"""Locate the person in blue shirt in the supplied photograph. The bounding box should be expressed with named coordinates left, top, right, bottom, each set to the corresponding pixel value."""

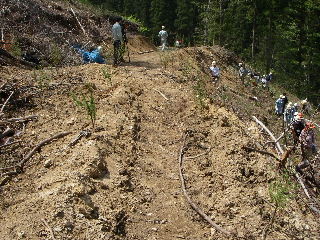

left=73, top=45, right=105, bottom=64
left=275, top=95, right=285, bottom=115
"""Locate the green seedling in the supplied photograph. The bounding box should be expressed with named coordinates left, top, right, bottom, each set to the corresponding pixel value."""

left=263, top=173, right=296, bottom=240
left=72, top=89, right=97, bottom=129
left=32, top=70, right=52, bottom=89
left=193, top=78, right=207, bottom=109
left=101, top=68, right=112, bottom=85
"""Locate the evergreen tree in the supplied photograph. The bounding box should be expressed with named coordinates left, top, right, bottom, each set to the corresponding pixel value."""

left=175, top=0, right=196, bottom=44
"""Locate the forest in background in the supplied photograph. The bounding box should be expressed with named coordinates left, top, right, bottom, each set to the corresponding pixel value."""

left=80, top=0, right=319, bottom=103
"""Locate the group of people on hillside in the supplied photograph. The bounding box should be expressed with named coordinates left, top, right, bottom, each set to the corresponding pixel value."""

left=74, top=17, right=128, bottom=66
left=238, top=63, right=273, bottom=88
left=74, top=19, right=171, bottom=66
left=208, top=61, right=274, bottom=90
left=274, top=94, right=318, bottom=175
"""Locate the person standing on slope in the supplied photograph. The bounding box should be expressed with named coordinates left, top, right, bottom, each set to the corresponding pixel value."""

left=275, top=95, right=285, bottom=116
left=290, top=112, right=305, bottom=144
left=158, top=26, right=168, bottom=51
left=119, top=20, right=128, bottom=63
left=112, top=17, right=123, bottom=66
left=296, top=121, right=317, bottom=174
left=209, top=60, right=220, bottom=87
left=238, top=62, right=247, bottom=84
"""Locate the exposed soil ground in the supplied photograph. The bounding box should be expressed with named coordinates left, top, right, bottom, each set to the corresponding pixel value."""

left=0, top=1, right=320, bottom=239
left=0, top=35, right=320, bottom=240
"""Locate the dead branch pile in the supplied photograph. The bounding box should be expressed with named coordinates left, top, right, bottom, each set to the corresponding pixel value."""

left=0, top=0, right=138, bottom=67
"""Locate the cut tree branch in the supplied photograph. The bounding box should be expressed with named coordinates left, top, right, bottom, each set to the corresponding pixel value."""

left=154, top=89, right=169, bottom=101
left=252, top=116, right=284, bottom=155
left=41, top=219, right=56, bottom=240
left=20, top=131, right=71, bottom=168
left=242, top=146, right=280, bottom=161
left=0, top=91, right=14, bottom=112
left=178, top=133, right=232, bottom=236
left=0, top=115, right=38, bottom=125
left=70, top=8, right=86, bottom=36
left=253, top=116, right=320, bottom=215
left=185, top=147, right=211, bottom=160
left=0, top=140, right=22, bottom=149
left=0, top=132, right=71, bottom=178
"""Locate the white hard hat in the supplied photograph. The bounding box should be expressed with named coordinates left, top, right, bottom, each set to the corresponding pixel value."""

left=97, top=46, right=102, bottom=51
left=212, top=61, right=216, bottom=65
left=162, top=26, right=165, bottom=29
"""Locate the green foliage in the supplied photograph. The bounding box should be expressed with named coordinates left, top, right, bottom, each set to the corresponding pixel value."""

left=32, top=70, right=52, bottom=89
left=71, top=0, right=320, bottom=103
left=125, top=15, right=149, bottom=34
left=50, top=44, right=63, bottom=65
left=193, top=77, right=207, bottom=109
left=101, top=68, right=112, bottom=85
left=269, top=173, right=296, bottom=208
left=72, top=86, right=97, bottom=129
left=10, top=39, right=22, bottom=57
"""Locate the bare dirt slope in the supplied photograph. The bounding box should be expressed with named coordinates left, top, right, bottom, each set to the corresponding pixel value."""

left=0, top=37, right=319, bottom=240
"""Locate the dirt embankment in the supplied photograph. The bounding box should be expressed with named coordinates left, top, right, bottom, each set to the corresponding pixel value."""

left=0, top=0, right=140, bottom=67
left=0, top=35, right=319, bottom=240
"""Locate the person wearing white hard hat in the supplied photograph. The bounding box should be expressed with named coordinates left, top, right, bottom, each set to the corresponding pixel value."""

left=301, top=98, right=310, bottom=115
left=209, top=60, right=220, bottom=86
left=158, top=26, right=168, bottom=51
left=284, top=102, right=294, bottom=124
left=238, top=62, right=247, bottom=84
left=290, top=112, right=305, bottom=144
left=275, top=95, right=285, bottom=116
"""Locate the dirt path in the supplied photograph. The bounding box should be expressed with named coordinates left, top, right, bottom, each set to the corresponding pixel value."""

left=112, top=50, right=214, bottom=239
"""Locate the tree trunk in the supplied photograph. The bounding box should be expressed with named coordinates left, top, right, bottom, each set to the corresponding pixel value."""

left=251, top=1, right=256, bottom=59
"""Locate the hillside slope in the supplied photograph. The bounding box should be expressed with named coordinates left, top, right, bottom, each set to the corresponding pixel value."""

left=0, top=37, right=319, bottom=240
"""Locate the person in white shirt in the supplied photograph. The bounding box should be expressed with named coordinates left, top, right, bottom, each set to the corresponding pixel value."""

left=112, top=17, right=123, bottom=66
left=158, top=26, right=168, bottom=51
left=209, top=60, right=220, bottom=85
